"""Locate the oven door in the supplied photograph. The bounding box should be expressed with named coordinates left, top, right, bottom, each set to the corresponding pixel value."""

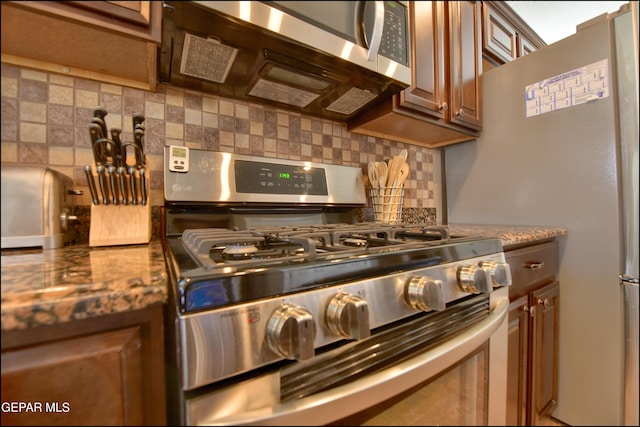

left=188, top=289, right=509, bottom=426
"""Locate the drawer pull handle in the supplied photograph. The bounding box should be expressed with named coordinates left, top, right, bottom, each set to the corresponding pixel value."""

left=524, top=261, right=544, bottom=270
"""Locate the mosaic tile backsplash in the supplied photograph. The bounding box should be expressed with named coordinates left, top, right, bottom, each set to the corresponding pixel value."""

left=1, top=63, right=440, bottom=241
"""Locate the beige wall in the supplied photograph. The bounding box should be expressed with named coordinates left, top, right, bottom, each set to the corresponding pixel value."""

left=1, top=63, right=441, bottom=214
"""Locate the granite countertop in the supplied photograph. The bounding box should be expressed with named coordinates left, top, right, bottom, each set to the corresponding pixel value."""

left=448, top=223, right=567, bottom=248
left=1, top=240, right=168, bottom=332
left=1, top=224, right=567, bottom=333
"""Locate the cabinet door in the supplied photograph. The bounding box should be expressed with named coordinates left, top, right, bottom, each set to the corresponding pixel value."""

left=1, top=327, right=143, bottom=426
left=448, top=1, right=482, bottom=130
left=0, top=1, right=161, bottom=91
left=399, top=1, right=446, bottom=118
left=7, top=1, right=161, bottom=42
left=529, top=281, right=559, bottom=425
left=482, top=2, right=518, bottom=63
left=506, top=295, right=530, bottom=426
left=517, top=34, right=537, bottom=57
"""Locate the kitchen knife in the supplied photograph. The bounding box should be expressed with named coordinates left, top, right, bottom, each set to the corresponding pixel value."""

left=117, top=166, right=128, bottom=205
left=133, top=128, right=145, bottom=168
left=139, top=167, right=147, bottom=206
left=107, top=165, right=118, bottom=205
left=89, top=123, right=105, bottom=165
left=84, top=165, right=99, bottom=205
left=128, top=166, right=138, bottom=205
left=132, top=113, right=145, bottom=128
left=93, top=108, right=109, bottom=139
left=91, top=117, right=110, bottom=159
left=95, top=137, right=118, bottom=167
left=132, top=113, right=146, bottom=167
left=90, top=117, right=106, bottom=139
left=110, top=128, right=123, bottom=168
left=96, top=164, right=108, bottom=205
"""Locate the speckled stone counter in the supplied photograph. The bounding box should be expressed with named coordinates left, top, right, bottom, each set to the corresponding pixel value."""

left=448, top=223, right=567, bottom=248
left=1, top=240, right=167, bottom=332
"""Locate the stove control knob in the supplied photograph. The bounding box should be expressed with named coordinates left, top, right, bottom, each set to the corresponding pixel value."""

left=326, top=292, right=370, bottom=340
left=267, top=304, right=316, bottom=361
left=405, top=276, right=446, bottom=312
left=479, top=261, right=512, bottom=287
left=457, top=265, right=491, bottom=294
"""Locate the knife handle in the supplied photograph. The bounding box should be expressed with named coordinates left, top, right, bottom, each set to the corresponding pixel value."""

left=96, top=165, right=108, bottom=205
left=133, top=128, right=145, bottom=167
left=139, top=168, right=148, bottom=206
left=107, top=165, right=118, bottom=205
left=84, top=165, right=99, bottom=205
left=132, top=113, right=145, bottom=127
left=128, top=166, right=138, bottom=206
left=117, top=166, right=128, bottom=205
left=93, top=108, right=109, bottom=146
left=110, top=128, right=123, bottom=168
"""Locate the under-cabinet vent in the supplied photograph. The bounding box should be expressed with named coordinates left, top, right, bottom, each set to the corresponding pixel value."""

left=326, top=87, right=377, bottom=115
left=180, top=33, right=238, bottom=83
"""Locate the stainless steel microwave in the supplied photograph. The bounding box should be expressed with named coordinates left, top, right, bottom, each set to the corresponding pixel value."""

left=160, top=1, right=411, bottom=121
left=264, top=1, right=410, bottom=79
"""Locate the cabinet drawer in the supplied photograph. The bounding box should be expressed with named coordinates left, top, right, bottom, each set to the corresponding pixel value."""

left=505, top=241, right=559, bottom=300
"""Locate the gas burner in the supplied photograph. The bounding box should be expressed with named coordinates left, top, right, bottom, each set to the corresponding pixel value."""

left=221, top=244, right=259, bottom=260
left=342, top=238, right=368, bottom=247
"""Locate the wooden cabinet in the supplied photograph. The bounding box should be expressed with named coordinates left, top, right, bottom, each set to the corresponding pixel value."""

left=1, top=304, right=166, bottom=426
left=348, top=1, right=483, bottom=148
left=505, top=241, right=560, bottom=426
left=481, top=2, right=545, bottom=69
left=1, top=1, right=162, bottom=91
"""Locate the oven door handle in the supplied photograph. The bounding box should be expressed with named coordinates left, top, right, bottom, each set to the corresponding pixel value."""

left=199, top=296, right=510, bottom=426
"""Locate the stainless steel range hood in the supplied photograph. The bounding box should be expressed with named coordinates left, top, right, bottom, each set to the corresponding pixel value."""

left=159, top=1, right=409, bottom=122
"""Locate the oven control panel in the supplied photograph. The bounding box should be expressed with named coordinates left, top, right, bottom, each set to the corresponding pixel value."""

left=235, top=160, right=328, bottom=195
left=163, top=147, right=366, bottom=205
left=176, top=253, right=510, bottom=390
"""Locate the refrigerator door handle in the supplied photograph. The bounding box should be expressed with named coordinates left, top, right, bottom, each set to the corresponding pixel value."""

left=621, top=275, right=640, bottom=285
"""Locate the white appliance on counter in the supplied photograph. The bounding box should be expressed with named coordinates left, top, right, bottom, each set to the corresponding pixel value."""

left=444, top=3, right=638, bottom=426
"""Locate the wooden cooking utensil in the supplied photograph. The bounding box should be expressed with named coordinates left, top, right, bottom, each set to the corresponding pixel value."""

left=386, top=156, right=405, bottom=189
left=377, top=161, right=388, bottom=188
left=368, top=161, right=379, bottom=188
left=389, top=161, right=410, bottom=222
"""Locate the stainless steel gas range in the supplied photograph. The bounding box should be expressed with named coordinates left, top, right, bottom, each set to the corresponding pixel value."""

left=161, top=148, right=512, bottom=426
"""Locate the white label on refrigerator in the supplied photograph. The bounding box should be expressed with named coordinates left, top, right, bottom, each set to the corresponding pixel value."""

left=525, top=59, right=609, bottom=118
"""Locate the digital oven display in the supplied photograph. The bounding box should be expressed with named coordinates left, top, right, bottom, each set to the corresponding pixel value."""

left=234, top=160, right=328, bottom=195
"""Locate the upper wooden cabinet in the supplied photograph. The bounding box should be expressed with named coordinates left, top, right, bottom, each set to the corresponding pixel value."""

left=1, top=1, right=162, bottom=91
left=481, top=1, right=546, bottom=67
left=348, top=1, right=483, bottom=148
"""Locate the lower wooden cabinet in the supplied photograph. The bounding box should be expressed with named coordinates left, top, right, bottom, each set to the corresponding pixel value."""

left=505, top=241, right=560, bottom=426
left=1, top=304, right=166, bottom=426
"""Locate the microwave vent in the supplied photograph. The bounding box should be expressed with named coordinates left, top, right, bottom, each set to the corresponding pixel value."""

left=325, top=88, right=377, bottom=115
left=248, top=79, right=321, bottom=108
left=180, top=33, right=238, bottom=83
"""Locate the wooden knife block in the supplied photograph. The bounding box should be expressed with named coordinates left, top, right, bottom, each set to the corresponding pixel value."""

left=89, top=177, right=151, bottom=247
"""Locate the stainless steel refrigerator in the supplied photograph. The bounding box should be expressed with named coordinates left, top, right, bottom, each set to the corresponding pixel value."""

left=444, top=3, right=638, bottom=426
